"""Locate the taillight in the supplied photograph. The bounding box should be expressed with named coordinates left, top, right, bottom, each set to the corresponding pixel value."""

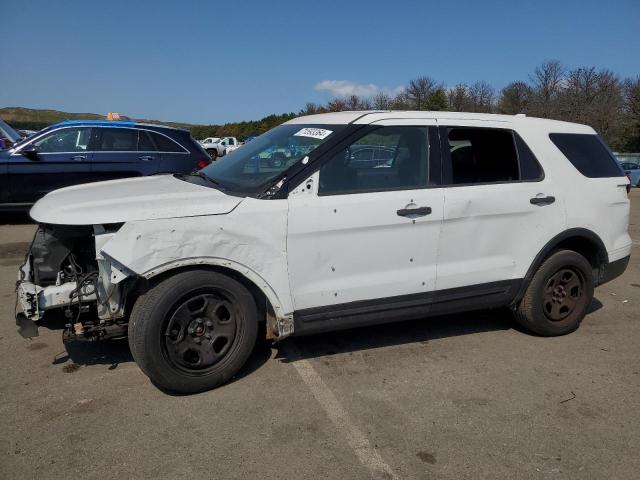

left=196, top=158, right=211, bottom=169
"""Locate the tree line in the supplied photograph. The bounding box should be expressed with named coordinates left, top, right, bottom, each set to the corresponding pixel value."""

left=193, top=61, right=639, bottom=152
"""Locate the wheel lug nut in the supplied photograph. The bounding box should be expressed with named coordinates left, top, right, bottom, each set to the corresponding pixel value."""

left=196, top=319, right=203, bottom=324
left=194, top=337, right=201, bottom=344
left=205, top=321, right=213, bottom=328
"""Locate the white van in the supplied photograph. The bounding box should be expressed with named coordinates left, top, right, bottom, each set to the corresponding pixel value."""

left=17, top=111, right=631, bottom=393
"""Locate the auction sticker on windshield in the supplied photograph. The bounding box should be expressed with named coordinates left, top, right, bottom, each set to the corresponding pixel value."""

left=294, top=128, right=333, bottom=140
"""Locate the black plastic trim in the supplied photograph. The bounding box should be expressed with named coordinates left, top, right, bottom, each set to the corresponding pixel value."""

left=512, top=228, right=609, bottom=305
left=292, top=279, right=521, bottom=336
left=599, top=255, right=630, bottom=286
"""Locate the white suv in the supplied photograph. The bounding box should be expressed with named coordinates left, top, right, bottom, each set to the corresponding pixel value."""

left=16, top=111, right=631, bottom=393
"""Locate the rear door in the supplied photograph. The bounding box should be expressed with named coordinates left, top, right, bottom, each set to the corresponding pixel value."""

left=8, top=126, right=93, bottom=204
left=145, top=129, right=193, bottom=173
left=435, top=120, right=566, bottom=294
left=90, top=127, right=159, bottom=181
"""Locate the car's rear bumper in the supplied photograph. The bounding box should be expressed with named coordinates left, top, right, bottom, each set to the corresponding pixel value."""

left=598, top=255, right=630, bottom=286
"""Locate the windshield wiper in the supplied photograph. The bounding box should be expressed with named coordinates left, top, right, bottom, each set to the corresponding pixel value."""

left=191, top=170, right=221, bottom=186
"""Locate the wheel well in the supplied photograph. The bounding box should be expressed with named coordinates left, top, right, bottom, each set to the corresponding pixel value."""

left=553, top=235, right=606, bottom=271
left=137, top=265, right=271, bottom=323
left=514, top=230, right=608, bottom=305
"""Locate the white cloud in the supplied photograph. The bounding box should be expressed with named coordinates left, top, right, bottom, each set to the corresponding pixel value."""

left=315, top=80, right=380, bottom=97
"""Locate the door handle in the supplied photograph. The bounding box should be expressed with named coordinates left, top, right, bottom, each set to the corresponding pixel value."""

left=70, top=155, right=87, bottom=161
left=530, top=196, right=555, bottom=206
left=397, top=206, right=432, bottom=217
left=139, top=155, right=155, bottom=162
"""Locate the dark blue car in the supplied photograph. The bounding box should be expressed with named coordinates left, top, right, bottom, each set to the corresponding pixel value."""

left=0, top=120, right=211, bottom=210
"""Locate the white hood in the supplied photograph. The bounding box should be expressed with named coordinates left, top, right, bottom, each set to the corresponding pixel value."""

left=30, top=175, right=244, bottom=225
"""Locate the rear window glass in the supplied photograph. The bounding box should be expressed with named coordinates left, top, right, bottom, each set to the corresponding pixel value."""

left=149, top=131, right=185, bottom=152
left=549, top=133, right=623, bottom=178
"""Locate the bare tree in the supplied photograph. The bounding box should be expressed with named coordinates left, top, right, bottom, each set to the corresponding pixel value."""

left=623, top=77, right=640, bottom=150
left=529, top=60, right=565, bottom=118
left=372, top=92, right=393, bottom=109
left=405, top=76, right=439, bottom=110
left=447, top=84, right=471, bottom=111
left=326, top=98, right=348, bottom=112
left=498, top=81, right=532, bottom=114
left=468, top=81, right=495, bottom=112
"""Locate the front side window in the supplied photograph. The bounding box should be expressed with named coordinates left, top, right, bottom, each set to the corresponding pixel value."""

left=33, top=127, right=92, bottom=153
left=445, top=128, right=520, bottom=184
left=319, top=126, right=429, bottom=195
left=200, top=124, right=345, bottom=193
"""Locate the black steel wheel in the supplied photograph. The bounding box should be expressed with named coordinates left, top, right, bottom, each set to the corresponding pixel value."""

left=207, top=149, right=218, bottom=160
left=164, top=293, right=238, bottom=373
left=128, top=270, right=258, bottom=393
left=515, top=250, right=594, bottom=336
left=542, top=267, right=587, bottom=321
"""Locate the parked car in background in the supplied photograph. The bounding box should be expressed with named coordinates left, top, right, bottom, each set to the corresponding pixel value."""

left=16, top=111, right=630, bottom=393
left=0, top=120, right=211, bottom=210
left=620, top=162, right=640, bottom=186
left=202, top=136, right=241, bottom=160
left=200, top=137, right=220, bottom=156
left=0, top=118, right=23, bottom=149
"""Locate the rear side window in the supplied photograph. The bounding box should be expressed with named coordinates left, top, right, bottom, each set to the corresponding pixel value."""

left=148, top=131, right=186, bottom=152
left=137, top=130, right=156, bottom=151
left=97, top=128, right=137, bottom=151
left=549, top=133, right=623, bottom=178
left=445, top=128, right=519, bottom=184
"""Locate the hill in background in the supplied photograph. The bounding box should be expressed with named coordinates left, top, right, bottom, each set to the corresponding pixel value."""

left=0, top=106, right=294, bottom=141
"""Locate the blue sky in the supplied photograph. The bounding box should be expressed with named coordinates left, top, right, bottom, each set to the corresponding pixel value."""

left=2, top=0, right=639, bottom=125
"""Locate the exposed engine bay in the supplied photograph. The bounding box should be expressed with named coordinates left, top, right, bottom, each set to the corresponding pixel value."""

left=16, top=223, right=132, bottom=342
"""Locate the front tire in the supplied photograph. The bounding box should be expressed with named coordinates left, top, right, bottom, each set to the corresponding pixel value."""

left=128, top=270, right=258, bottom=393
left=207, top=149, right=218, bottom=161
left=515, top=250, right=594, bottom=336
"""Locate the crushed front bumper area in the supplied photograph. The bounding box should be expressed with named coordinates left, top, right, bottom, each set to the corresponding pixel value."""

left=15, top=223, right=131, bottom=341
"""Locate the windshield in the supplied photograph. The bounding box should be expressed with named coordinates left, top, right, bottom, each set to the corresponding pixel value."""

left=200, top=124, right=344, bottom=193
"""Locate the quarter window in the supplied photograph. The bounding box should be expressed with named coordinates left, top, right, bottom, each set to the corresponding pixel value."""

left=318, top=126, right=429, bottom=195
left=33, top=127, right=92, bottom=153
left=549, top=133, right=623, bottom=178
left=149, top=131, right=185, bottom=152
left=445, top=128, right=520, bottom=184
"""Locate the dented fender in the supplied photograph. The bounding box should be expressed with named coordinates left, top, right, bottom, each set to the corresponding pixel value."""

left=99, top=198, right=294, bottom=326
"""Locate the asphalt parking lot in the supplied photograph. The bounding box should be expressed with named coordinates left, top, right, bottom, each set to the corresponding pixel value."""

left=1, top=192, right=639, bottom=480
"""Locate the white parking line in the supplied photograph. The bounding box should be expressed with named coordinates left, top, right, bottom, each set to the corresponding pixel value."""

left=289, top=350, right=399, bottom=480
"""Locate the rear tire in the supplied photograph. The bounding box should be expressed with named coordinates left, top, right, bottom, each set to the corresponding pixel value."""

left=207, top=149, right=218, bottom=161
left=128, top=270, right=258, bottom=393
left=515, top=250, right=594, bottom=336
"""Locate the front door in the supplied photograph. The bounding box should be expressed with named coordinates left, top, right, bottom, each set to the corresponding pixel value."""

left=287, top=122, right=444, bottom=318
left=8, top=126, right=93, bottom=204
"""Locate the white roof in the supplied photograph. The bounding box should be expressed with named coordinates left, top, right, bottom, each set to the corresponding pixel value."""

left=284, top=110, right=594, bottom=133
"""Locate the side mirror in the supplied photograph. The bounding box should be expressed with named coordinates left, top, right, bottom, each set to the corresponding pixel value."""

left=20, top=144, right=39, bottom=160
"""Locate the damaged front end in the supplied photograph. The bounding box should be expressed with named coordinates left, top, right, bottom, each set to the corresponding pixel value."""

left=16, top=223, right=134, bottom=342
